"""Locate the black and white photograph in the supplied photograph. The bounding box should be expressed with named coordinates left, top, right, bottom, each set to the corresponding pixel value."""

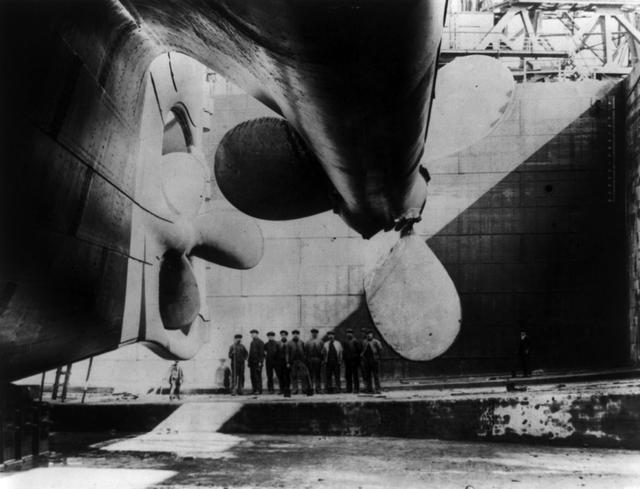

left=1, top=0, right=640, bottom=487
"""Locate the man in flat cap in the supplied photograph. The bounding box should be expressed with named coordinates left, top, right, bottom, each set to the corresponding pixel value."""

left=361, top=329, right=383, bottom=394
left=264, top=331, right=279, bottom=394
left=166, top=360, right=184, bottom=401
left=276, top=330, right=291, bottom=397
left=248, top=329, right=265, bottom=395
left=306, top=328, right=323, bottom=394
left=288, top=329, right=313, bottom=396
left=343, top=328, right=362, bottom=393
left=228, top=334, right=248, bottom=395
left=322, top=330, right=343, bottom=393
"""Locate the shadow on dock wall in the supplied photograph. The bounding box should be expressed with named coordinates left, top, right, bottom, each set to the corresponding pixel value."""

left=335, top=83, right=629, bottom=378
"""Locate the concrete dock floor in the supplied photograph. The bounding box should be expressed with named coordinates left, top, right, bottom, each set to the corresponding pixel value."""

left=1, top=433, right=640, bottom=488
left=5, top=374, right=639, bottom=487
left=51, top=377, right=640, bottom=450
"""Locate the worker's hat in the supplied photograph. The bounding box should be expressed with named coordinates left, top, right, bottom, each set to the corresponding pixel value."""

left=234, top=334, right=242, bottom=339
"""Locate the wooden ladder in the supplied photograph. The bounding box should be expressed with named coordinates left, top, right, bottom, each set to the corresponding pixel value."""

left=51, top=364, right=72, bottom=402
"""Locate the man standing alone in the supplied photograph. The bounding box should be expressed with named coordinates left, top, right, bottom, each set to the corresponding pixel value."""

left=343, top=328, right=362, bottom=393
left=361, top=330, right=383, bottom=394
left=264, top=331, right=279, bottom=394
left=248, top=329, right=265, bottom=394
left=517, top=331, right=532, bottom=377
left=166, top=360, right=184, bottom=401
left=228, top=334, right=248, bottom=395
left=322, top=330, right=343, bottom=393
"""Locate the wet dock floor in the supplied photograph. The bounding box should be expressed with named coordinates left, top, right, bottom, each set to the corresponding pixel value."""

left=2, top=432, right=639, bottom=489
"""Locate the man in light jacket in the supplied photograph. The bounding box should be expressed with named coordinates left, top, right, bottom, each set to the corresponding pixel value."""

left=361, top=329, right=383, bottom=394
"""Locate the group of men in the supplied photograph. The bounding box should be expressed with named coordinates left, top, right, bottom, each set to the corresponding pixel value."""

left=227, top=327, right=384, bottom=397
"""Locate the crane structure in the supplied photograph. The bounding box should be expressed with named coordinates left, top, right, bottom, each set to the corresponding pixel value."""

left=441, top=0, right=640, bottom=80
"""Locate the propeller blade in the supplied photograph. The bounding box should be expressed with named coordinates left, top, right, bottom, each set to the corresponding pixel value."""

left=364, top=232, right=461, bottom=361
left=190, top=210, right=264, bottom=269
left=159, top=251, right=201, bottom=331
left=425, top=55, right=515, bottom=162
left=214, top=117, right=333, bottom=220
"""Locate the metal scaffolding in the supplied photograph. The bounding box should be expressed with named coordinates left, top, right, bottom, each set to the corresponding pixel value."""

left=442, top=0, right=640, bottom=80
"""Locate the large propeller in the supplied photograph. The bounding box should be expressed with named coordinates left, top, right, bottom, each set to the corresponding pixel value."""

left=214, top=117, right=332, bottom=220
left=425, top=55, right=515, bottom=161
left=213, top=55, right=514, bottom=362
left=148, top=152, right=264, bottom=337
left=358, top=55, right=515, bottom=360
left=156, top=209, right=263, bottom=333
left=364, top=230, right=461, bottom=361
left=136, top=52, right=267, bottom=361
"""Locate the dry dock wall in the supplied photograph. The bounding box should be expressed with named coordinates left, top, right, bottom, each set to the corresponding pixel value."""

left=203, top=80, right=630, bottom=378
left=58, top=78, right=631, bottom=392
left=217, top=394, right=640, bottom=449
left=625, top=65, right=640, bottom=367
left=51, top=390, right=640, bottom=449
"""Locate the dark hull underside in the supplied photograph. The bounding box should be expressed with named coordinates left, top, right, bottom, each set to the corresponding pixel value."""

left=0, top=0, right=444, bottom=380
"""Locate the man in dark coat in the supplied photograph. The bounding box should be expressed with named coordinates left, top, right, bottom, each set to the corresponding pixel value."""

left=361, top=330, right=383, bottom=394
left=264, top=331, right=279, bottom=394
left=248, top=329, right=265, bottom=394
left=306, top=328, right=323, bottom=393
left=322, top=330, right=343, bottom=393
left=359, top=327, right=368, bottom=386
left=228, top=334, right=248, bottom=395
left=343, top=328, right=362, bottom=393
left=288, top=329, right=313, bottom=396
left=517, top=331, right=532, bottom=377
left=276, top=330, right=291, bottom=397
